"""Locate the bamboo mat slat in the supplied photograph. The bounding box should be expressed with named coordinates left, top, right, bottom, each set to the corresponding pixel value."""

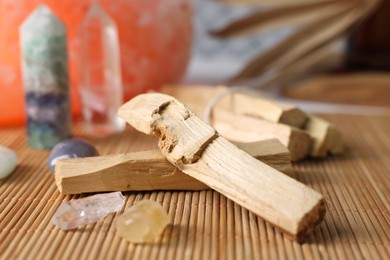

left=0, top=114, right=390, bottom=260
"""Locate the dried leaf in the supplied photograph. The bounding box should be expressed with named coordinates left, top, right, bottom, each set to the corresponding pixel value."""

left=231, top=1, right=354, bottom=80
left=256, top=43, right=340, bottom=89
left=236, top=5, right=377, bottom=89
left=211, top=0, right=339, bottom=38
left=214, top=0, right=331, bottom=8
left=214, top=0, right=382, bottom=88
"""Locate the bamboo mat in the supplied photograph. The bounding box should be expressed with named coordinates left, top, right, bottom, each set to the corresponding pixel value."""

left=0, top=114, right=390, bottom=260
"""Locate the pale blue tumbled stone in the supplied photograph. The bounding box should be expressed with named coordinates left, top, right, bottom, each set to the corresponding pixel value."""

left=0, top=146, right=18, bottom=179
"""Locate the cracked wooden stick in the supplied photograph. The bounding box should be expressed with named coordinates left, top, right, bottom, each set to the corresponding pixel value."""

left=118, top=93, right=326, bottom=242
left=55, top=139, right=292, bottom=194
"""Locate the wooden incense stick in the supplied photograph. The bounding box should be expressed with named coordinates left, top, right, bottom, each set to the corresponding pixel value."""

left=197, top=105, right=311, bottom=162
left=305, top=115, right=345, bottom=157
left=55, top=139, right=292, bottom=194
left=162, top=86, right=312, bottom=160
left=118, top=93, right=325, bottom=242
left=163, top=85, right=307, bottom=128
left=231, top=90, right=308, bottom=128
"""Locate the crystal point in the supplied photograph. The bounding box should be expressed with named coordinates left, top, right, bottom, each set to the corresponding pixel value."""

left=21, top=4, right=65, bottom=34
left=80, top=3, right=125, bottom=135
left=52, top=192, right=125, bottom=230
left=20, top=4, right=71, bottom=149
left=116, top=200, right=169, bottom=243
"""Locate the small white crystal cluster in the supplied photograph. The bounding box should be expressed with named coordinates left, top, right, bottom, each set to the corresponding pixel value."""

left=52, top=192, right=125, bottom=230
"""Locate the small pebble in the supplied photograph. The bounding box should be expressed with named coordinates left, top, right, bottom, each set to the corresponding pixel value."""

left=0, top=145, right=18, bottom=179
left=116, top=200, right=169, bottom=243
left=48, top=138, right=99, bottom=173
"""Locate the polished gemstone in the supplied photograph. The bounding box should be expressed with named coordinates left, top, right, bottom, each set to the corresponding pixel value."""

left=0, top=146, right=18, bottom=179
left=48, top=138, right=98, bottom=173
left=79, top=3, right=125, bottom=135
left=116, top=200, right=169, bottom=243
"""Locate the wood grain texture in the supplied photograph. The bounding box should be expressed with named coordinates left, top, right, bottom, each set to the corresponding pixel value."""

left=118, top=93, right=325, bottom=242
left=55, top=139, right=292, bottom=194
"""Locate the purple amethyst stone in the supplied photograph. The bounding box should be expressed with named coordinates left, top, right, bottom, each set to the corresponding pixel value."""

left=48, top=138, right=99, bottom=173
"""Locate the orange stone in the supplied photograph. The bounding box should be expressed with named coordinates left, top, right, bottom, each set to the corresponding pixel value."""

left=0, top=0, right=192, bottom=125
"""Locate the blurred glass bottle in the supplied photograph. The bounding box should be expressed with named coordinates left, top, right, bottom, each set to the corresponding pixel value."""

left=346, top=1, right=390, bottom=70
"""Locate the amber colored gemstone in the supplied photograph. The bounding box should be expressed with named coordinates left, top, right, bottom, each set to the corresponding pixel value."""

left=116, top=200, right=169, bottom=243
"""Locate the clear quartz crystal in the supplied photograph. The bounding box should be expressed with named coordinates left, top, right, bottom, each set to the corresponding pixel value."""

left=80, top=3, right=125, bottom=134
left=116, top=200, right=169, bottom=243
left=52, top=192, right=125, bottom=230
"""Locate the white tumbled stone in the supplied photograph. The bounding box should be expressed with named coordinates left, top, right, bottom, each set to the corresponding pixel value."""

left=0, top=146, right=18, bottom=179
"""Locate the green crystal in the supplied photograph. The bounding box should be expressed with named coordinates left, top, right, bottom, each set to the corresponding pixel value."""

left=20, top=5, right=71, bottom=149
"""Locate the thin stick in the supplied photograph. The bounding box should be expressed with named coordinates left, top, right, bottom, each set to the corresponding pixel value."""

left=55, top=139, right=292, bottom=194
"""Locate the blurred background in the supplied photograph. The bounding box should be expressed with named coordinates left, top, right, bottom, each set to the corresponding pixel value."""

left=1, top=0, right=389, bottom=127
left=185, top=0, right=295, bottom=83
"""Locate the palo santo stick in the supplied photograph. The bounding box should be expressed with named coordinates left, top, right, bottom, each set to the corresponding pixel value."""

left=236, top=139, right=292, bottom=174
left=215, top=118, right=310, bottom=161
left=55, top=150, right=208, bottom=194
left=161, top=85, right=227, bottom=105
left=118, top=93, right=325, bottom=242
left=305, top=115, right=344, bottom=157
left=162, top=85, right=307, bottom=128
left=205, top=107, right=311, bottom=161
left=55, top=139, right=292, bottom=194
left=231, top=90, right=307, bottom=128
left=162, top=86, right=312, bottom=160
